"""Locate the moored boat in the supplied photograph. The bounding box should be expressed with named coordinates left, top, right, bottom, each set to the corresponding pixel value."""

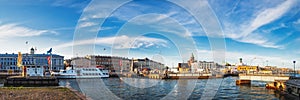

left=285, top=79, right=300, bottom=97
left=51, top=67, right=109, bottom=79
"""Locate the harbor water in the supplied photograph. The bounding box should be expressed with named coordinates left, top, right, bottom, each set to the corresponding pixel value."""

left=58, top=77, right=293, bottom=100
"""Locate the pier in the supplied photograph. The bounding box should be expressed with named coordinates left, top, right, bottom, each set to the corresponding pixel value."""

left=4, top=76, right=59, bottom=87
left=0, top=73, right=21, bottom=79
left=236, top=74, right=290, bottom=85
left=148, top=73, right=222, bottom=79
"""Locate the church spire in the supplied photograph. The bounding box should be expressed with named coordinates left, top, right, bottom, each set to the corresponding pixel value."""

left=190, top=53, right=195, bottom=62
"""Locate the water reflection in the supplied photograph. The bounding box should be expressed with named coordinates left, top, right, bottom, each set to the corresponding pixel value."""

left=58, top=77, right=288, bottom=100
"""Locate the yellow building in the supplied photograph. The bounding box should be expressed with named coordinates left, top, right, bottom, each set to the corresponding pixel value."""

left=178, top=63, right=190, bottom=73
left=237, top=66, right=258, bottom=73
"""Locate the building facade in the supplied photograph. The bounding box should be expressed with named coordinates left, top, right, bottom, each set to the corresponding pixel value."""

left=0, top=49, right=64, bottom=72
left=178, top=63, right=189, bottom=73
left=85, top=55, right=164, bottom=73
left=71, top=57, right=91, bottom=68
left=132, top=58, right=165, bottom=73
left=190, top=61, right=223, bottom=73
left=87, top=55, right=131, bottom=72
left=237, top=66, right=258, bottom=73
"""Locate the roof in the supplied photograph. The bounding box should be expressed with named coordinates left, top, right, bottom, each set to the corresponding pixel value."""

left=178, top=63, right=189, bottom=68
left=0, top=53, right=64, bottom=58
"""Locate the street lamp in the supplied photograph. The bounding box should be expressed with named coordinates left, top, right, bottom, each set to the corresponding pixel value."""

left=293, top=61, right=296, bottom=77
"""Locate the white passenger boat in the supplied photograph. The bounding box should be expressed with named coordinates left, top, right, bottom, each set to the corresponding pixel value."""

left=51, top=67, right=109, bottom=79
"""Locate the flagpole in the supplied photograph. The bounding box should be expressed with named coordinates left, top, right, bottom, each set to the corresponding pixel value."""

left=47, top=48, right=53, bottom=72
left=50, top=52, right=52, bottom=71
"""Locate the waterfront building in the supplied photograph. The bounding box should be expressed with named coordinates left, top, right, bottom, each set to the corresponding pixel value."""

left=67, top=55, right=164, bottom=74
left=71, top=57, right=91, bottom=68
left=87, top=55, right=131, bottom=72
left=191, top=61, right=223, bottom=73
left=132, top=58, right=165, bottom=73
left=228, top=66, right=238, bottom=73
left=178, top=63, right=189, bottom=73
left=184, top=53, right=224, bottom=73
left=188, top=53, right=196, bottom=67
left=237, top=66, right=258, bottom=73
left=0, top=48, right=64, bottom=73
left=235, top=58, right=259, bottom=74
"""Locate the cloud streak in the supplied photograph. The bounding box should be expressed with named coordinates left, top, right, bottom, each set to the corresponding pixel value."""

left=241, top=0, right=295, bottom=38
left=223, top=0, right=295, bottom=49
left=78, top=0, right=295, bottom=50
left=54, top=35, right=168, bottom=49
left=0, top=23, right=57, bottom=38
left=78, top=22, right=97, bottom=28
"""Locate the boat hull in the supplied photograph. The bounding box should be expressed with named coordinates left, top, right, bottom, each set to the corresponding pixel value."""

left=52, top=67, right=110, bottom=79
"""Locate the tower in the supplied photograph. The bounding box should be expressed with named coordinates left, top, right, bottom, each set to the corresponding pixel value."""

left=30, top=47, right=35, bottom=54
left=190, top=53, right=195, bottom=63
left=239, top=58, right=244, bottom=66
left=188, top=53, right=195, bottom=67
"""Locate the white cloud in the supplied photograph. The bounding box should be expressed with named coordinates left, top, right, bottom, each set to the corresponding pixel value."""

left=53, top=35, right=168, bottom=50
left=78, top=0, right=293, bottom=49
left=0, top=23, right=57, bottom=38
left=294, top=19, right=300, bottom=25
left=224, top=0, right=295, bottom=49
left=262, top=23, right=287, bottom=33
left=128, top=13, right=205, bottom=38
left=241, top=0, right=294, bottom=38
left=51, top=0, right=89, bottom=9
left=79, top=0, right=129, bottom=21
left=238, top=33, right=283, bottom=49
left=78, top=22, right=97, bottom=28
left=131, top=13, right=175, bottom=25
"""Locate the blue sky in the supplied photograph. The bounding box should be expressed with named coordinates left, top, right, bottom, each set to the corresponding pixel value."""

left=0, top=0, right=300, bottom=69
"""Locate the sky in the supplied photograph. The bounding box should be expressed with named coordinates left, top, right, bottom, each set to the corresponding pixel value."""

left=0, top=0, right=300, bottom=69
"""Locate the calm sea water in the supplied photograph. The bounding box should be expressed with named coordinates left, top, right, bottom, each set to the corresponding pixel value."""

left=58, top=77, right=291, bottom=100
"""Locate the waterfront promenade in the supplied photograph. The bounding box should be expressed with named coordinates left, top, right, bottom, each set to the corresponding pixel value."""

left=0, top=87, right=87, bottom=100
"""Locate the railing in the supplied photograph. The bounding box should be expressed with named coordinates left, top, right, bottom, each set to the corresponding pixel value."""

left=239, top=73, right=290, bottom=77
left=168, top=73, right=212, bottom=76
